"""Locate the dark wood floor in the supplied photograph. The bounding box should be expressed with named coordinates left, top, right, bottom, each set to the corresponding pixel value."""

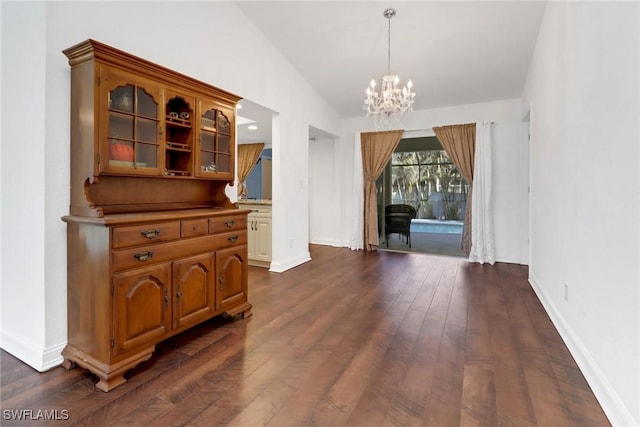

left=1, top=245, right=610, bottom=426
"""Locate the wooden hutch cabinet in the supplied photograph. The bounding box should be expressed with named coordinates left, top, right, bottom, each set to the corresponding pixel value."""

left=61, top=40, right=251, bottom=392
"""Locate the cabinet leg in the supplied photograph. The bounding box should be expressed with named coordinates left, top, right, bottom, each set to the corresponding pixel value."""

left=95, top=374, right=127, bottom=392
left=61, top=359, right=76, bottom=370
left=225, top=302, right=253, bottom=320
left=61, top=344, right=155, bottom=392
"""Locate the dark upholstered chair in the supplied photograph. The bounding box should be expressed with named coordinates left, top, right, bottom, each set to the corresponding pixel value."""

left=384, top=204, right=417, bottom=248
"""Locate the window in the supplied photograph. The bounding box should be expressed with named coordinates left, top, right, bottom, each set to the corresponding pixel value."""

left=391, top=150, right=468, bottom=220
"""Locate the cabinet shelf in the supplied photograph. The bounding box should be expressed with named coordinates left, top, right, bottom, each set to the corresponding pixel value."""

left=166, top=116, right=191, bottom=128
left=166, top=142, right=192, bottom=152
left=165, top=169, right=191, bottom=177
left=110, top=109, right=134, bottom=117
left=111, top=110, right=157, bottom=121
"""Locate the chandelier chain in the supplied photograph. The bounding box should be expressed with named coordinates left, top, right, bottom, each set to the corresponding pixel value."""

left=387, top=12, right=391, bottom=75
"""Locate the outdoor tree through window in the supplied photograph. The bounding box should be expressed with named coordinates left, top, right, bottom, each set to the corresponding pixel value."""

left=391, top=150, right=468, bottom=221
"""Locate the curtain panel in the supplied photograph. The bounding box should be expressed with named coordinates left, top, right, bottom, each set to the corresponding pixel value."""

left=237, top=143, right=265, bottom=198
left=469, top=122, right=496, bottom=264
left=432, top=123, right=476, bottom=255
left=361, top=130, right=404, bottom=251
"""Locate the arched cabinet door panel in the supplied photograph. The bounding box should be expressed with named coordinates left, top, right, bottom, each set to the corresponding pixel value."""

left=172, top=253, right=215, bottom=329
left=113, top=262, right=171, bottom=356
left=216, top=245, right=248, bottom=310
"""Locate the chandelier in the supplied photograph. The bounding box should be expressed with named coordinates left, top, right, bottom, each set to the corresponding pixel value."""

left=363, top=8, right=416, bottom=129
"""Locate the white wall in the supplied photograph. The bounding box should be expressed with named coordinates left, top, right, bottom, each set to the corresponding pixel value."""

left=0, top=1, right=340, bottom=370
left=522, top=3, right=640, bottom=425
left=0, top=1, right=50, bottom=369
left=309, top=137, right=341, bottom=246
left=333, top=99, right=530, bottom=265
left=492, top=122, right=529, bottom=265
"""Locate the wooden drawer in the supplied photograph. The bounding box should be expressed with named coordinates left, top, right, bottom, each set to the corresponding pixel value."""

left=212, top=230, right=247, bottom=248
left=181, top=218, right=208, bottom=238
left=112, top=235, right=215, bottom=272
left=209, top=215, right=247, bottom=233
left=112, top=222, right=180, bottom=249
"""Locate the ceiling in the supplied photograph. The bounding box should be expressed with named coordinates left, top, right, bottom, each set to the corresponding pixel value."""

left=235, top=1, right=547, bottom=142
left=236, top=98, right=274, bottom=145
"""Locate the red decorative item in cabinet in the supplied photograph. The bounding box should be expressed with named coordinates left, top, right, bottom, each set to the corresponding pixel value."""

left=109, top=142, right=134, bottom=161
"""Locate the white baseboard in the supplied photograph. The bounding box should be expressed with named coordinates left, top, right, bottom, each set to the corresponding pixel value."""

left=41, top=342, right=66, bottom=371
left=528, top=272, right=638, bottom=427
left=0, top=330, right=64, bottom=372
left=269, top=251, right=311, bottom=273
left=309, top=237, right=343, bottom=247
left=496, top=253, right=528, bottom=265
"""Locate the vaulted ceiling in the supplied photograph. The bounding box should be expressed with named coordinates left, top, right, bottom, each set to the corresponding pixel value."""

left=235, top=1, right=547, bottom=143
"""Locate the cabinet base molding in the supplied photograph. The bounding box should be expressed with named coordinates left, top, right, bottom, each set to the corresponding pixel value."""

left=224, top=301, right=253, bottom=319
left=62, top=302, right=252, bottom=391
left=248, top=259, right=271, bottom=268
left=61, top=345, right=154, bottom=392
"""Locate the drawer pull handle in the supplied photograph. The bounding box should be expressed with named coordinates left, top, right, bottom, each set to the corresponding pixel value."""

left=133, top=251, right=154, bottom=262
left=224, top=220, right=235, bottom=228
left=140, top=229, right=160, bottom=239
left=228, top=235, right=239, bottom=243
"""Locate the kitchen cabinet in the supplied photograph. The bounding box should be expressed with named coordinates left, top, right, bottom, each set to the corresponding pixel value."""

left=241, top=202, right=272, bottom=268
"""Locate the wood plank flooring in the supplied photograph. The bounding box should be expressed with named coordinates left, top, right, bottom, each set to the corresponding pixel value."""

left=0, top=245, right=610, bottom=426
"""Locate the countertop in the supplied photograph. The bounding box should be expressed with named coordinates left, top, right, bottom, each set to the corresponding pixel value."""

left=237, top=199, right=272, bottom=206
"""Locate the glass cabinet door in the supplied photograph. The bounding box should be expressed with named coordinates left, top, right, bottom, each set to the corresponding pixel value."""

left=216, top=111, right=232, bottom=174
left=197, top=102, right=234, bottom=179
left=102, top=70, right=161, bottom=175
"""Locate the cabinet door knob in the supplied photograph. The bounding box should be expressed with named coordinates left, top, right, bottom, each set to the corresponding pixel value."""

left=140, top=229, right=160, bottom=239
left=133, top=251, right=154, bottom=262
left=218, top=273, right=223, bottom=290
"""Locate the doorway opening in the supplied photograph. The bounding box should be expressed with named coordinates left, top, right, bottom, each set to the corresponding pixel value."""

left=378, top=136, right=466, bottom=257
